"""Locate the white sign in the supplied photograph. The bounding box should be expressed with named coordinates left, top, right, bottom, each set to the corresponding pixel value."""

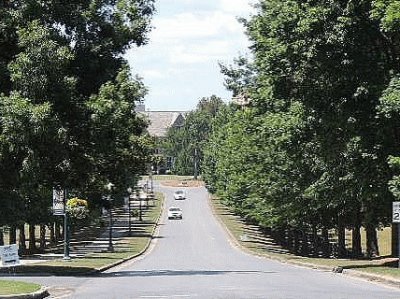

left=0, top=244, right=20, bottom=267
left=53, top=188, right=65, bottom=215
left=393, top=202, right=400, bottom=223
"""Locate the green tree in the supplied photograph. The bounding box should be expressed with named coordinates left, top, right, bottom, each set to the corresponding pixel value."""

left=205, top=0, right=400, bottom=257
left=164, top=95, right=225, bottom=176
left=0, top=0, right=154, bottom=238
left=86, top=66, right=150, bottom=196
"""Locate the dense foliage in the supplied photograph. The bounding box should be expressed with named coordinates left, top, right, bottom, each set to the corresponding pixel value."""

left=0, top=0, right=154, bottom=250
left=163, top=95, right=225, bottom=176
left=203, top=0, right=400, bottom=257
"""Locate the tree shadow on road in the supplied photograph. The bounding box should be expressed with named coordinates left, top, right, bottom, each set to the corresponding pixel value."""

left=102, top=269, right=277, bottom=278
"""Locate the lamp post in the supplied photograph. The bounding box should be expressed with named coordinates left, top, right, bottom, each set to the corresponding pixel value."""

left=137, top=189, right=143, bottom=221
left=106, top=182, right=114, bottom=252
left=61, top=188, right=70, bottom=260
left=127, top=187, right=132, bottom=235
left=150, top=166, right=153, bottom=193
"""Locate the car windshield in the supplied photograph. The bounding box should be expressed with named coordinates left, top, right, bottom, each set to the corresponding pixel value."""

left=175, top=191, right=183, bottom=194
left=169, top=207, right=181, bottom=211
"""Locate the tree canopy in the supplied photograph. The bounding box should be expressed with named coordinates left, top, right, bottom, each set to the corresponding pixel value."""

left=202, top=0, right=400, bottom=257
left=0, top=0, right=154, bottom=229
left=163, top=95, right=225, bottom=176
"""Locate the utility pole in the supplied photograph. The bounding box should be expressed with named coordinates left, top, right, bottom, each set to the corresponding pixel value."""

left=194, top=147, right=198, bottom=180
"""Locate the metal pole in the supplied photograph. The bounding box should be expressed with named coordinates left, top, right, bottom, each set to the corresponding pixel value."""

left=139, top=196, right=143, bottom=221
left=150, top=171, right=153, bottom=193
left=398, top=223, right=400, bottom=268
left=63, top=212, right=70, bottom=259
left=128, top=195, right=131, bottom=235
left=194, top=147, right=198, bottom=180
left=64, top=189, right=69, bottom=260
left=108, top=205, right=114, bottom=252
left=63, top=189, right=70, bottom=260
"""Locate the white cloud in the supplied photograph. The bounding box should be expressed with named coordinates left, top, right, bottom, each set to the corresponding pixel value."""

left=151, top=12, right=242, bottom=42
left=219, top=0, right=257, bottom=15
left=168, top=40, right=233, bottom=64
left=141, top=69, right=165, bottom=79
left=125, top=0, right=253, bottom=110
left=144, top=11, right=249, bottom=65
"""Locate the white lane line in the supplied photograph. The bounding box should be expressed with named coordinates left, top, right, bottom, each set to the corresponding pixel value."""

left=140, top=295, right=196, bottom=298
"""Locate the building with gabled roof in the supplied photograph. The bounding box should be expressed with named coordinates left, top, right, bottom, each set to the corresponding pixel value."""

left=136, top=104, right=186, bottom=138
left=142, top=111, right=185, bottom=138
left=136, top=104, right=187, bottom=173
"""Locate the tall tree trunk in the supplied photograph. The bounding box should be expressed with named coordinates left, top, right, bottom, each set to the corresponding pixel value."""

left=311, top=226, right=318, bottom=256
left=337, top=222, right=347, bottom=258
left=281, top=229, right=288, bottom=247
left=322, top=227, right=330, bottom=257
left=39, top=224, right=46, bottom=251
left=301, top=229, right=309, bottom=256
left=28, top=224, right=36, bottom=253
left=49, top=223, right=56, bottom=245
left=352, top=224, right=362, bottom=257
left=18, top=224, right=26, bottom=254
left=392, top=223, right=398, bottom=258
left=9, top=225, right=16, bottom=244
left=366, top=223, right=379, bottom=258
left=294, top=229, right=300, bottom=254
left=0, top=227, right=4, bottom=246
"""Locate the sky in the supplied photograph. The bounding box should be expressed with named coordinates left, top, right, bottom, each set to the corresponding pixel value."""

left=125, top=0, right=256, bottom=112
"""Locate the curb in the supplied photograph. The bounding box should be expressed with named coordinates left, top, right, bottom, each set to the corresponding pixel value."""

left=208, top=195, right=400, bottom=288
left=0, top=287, right=49, bottom=299
left=343, top=269, right=400, bottom=288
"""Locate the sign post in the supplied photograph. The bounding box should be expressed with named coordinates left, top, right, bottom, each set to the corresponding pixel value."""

left=53, top=187, right=70, bottom=260
left=392, top=202, right=400, bottom=268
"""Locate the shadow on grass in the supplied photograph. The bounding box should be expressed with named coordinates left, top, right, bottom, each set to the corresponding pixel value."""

left=341, top=259, right=399, bottom=270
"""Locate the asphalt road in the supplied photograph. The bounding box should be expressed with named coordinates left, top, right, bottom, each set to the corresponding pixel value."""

left=5, top=185, right=400, bottom=298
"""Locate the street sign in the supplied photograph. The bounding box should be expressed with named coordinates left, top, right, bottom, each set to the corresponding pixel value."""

left=393, top=202, right=400, bottom=223
left=53, top=188, right=65, bottom=215
left=0, top=244, right=20, bottom=267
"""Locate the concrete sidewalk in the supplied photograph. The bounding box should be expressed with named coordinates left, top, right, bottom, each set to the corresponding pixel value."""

left=14, top=205, right=141, bottom=266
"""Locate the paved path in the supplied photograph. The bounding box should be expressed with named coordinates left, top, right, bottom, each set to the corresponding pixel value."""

left=16, top=201, right=148, bottom=265
left=4, top=184, right=400, bottom=298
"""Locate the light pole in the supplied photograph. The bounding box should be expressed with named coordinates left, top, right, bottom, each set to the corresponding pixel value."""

left=127, top=187, right=132, bottom=235
left=137, top=189, right=143, bottom=221
left=106, top=182, right=114, bottom=252
left=53, top=186, right=70, bottom=260
left=150, top=166, right=153, bottom=191
left=194, top=147, right=198, bottom=180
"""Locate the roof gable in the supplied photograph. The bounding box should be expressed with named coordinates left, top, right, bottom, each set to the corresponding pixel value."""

left=140, top=111, right=186, bottom=137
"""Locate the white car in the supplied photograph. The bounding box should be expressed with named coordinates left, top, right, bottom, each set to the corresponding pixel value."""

left=168, top=207, right=183, bottom=220
left=173, top=190, right=186, bottom=200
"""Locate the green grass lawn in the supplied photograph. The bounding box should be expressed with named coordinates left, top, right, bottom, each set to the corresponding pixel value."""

left=0, top=280, right=41, bottom=295
left=210, top=196, right=400, bottom=281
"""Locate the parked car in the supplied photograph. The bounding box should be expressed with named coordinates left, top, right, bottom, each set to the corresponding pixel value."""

left=168, top=207, right=183, bottom=219
left=173, top=190, right=186, bottom=200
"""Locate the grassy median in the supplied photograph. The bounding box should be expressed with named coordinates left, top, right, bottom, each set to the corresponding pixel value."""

left=0, top=280, right=41, bottom=296
left=210, top=195, right=400, bottom=280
